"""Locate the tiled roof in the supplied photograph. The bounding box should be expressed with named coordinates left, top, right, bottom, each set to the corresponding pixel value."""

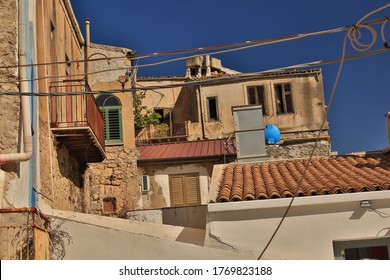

left=216, top=153, right=390, bottom=202
left=137, top=139, right=236, bottom=164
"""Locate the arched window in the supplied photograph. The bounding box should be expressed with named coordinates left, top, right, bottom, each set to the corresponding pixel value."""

left=96, top=94, right=123, bottom=145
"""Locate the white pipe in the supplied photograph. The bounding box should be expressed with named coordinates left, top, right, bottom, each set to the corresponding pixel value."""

left=84, top=18, right=90, bottom=83
left=0, top=0, right=33, bottom=165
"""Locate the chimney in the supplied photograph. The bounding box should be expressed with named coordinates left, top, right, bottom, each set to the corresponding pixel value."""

left=232, top=105, right=267, bottom=162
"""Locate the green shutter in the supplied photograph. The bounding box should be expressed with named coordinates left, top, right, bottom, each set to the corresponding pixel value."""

left=101, top=106, right=123, bottom=145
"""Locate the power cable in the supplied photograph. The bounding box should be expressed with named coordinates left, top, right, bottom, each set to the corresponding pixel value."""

left=0, top=47, right=388, bottom=96
left=257, top=2, right=390, bottom=260
left=0, top=16, right=388, bottom=85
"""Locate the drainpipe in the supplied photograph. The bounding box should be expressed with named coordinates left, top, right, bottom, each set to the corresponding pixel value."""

left=197, top=85, right=206, bottom=140
left=0, top=0, right=33, bottom=165
left=84, top=18, right=90, bottom=83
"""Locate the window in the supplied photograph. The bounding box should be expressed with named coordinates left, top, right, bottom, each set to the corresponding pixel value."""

left=207, top=97, right=218, bottom=121
left=141, top=175, right=150, bottom=193
left=96, top=94, right=123, bottom=145
left=274, top=83, right=294, bottom=114
left=333, top=238, right=390, bottom=260
left=169, top=173, right=200, bottom=207
left=247, top=85, right=267, bottom=115
left=65, top=54, right=71, bottom=76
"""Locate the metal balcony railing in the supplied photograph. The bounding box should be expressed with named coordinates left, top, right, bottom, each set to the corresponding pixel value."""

left=136, top=123, right=188, bottom=145
left=0, top=207, right=50, bottom=260
left=49, top=79, right=105, bottom=162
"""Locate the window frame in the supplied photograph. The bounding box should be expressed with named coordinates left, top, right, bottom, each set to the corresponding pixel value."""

left=141, top=175, right=150, bottom=193
left=274, top=82, right=295, bottom=114
left=207, top=96, right=219, bottom=121
left=246, top=85, right=267, bottom=116
left=333, top=237, right=390, bottom=260
left=169, top=173, right=201, bottom=207
left=96, top=94, right=123, bottom=145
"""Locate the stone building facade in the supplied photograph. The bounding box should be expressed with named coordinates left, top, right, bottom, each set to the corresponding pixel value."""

left=0, top=0, right=19, bottom=208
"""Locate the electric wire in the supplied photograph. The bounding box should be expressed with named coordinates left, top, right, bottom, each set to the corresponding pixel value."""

left=0, top=47, right=388, bottom=96
left=0, top=16, right=388, bottom=85
left=257, top=2, right=390, bottom=260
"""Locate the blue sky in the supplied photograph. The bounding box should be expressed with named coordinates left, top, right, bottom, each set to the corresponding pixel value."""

left=71, top=0, right=390, bottom=155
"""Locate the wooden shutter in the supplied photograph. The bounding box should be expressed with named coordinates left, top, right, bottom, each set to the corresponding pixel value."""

left=169, top=176, right=185, bottom=206
left=169, top=174, right=200, bottom=207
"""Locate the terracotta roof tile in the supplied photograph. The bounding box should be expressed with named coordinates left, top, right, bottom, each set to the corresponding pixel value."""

left=216, top=153, right=390, bottom=203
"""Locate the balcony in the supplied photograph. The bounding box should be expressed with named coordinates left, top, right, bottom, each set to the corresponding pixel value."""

left=136, top=122, right=188, bottom=145
left=50, top=79, right=105, bottom=163
left=0, top=207, right=50, bottom=260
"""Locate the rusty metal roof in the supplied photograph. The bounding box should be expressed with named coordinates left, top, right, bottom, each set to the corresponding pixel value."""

left=137, top=139, right=236, bottom=164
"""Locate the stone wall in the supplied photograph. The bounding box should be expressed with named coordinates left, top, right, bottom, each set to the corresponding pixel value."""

left=267, top=140, right=331, bottom=160
left=84, top=146, right=140, bottom=217
left=267, top=131, right=331, bottom=160
left=38, top=123, right=87, bottom=212
left=0, top=0, right=19, bottom=174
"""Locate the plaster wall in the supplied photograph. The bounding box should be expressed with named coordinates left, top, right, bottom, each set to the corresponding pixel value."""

left=87, top=43, right=132, bottom=87
left=137, top=78, right=186, bottom=109
left=51, top=209, right=254, bottom=260
left=138, top=163, right=213, bottom=209
left=35, top=0, right=87, bottom=212
left=88, top=44, right=135, bottom=149
left=206, top=191, right=390, bottom=259
left=199, top=72, right=327, bottom=139
left=127, top=205, right=207, bottom=229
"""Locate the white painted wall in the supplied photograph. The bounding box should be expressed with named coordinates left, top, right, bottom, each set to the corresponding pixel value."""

left=140, top=164, right=211, bottom=208
left=206, top=191, right=390, bottom=259
left=51, top=209, right=254, bottom=260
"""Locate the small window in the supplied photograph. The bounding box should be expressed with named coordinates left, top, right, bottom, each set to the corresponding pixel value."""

left=102, top=197, right=117, bottom=214
left=333, top=238, right=390, bottom=260
left=207, top=97, right=218, bottom=121
left=247, top=85, right=267, bottom=115
left=141, top=175, right=150, bottom=193
left=96, top=94, right=123, bottom=145
left=169, top=173, right=200, bottom=207
left=274, top=83, right=294, bottom=114
left=65, top=54, right=71, bottom=76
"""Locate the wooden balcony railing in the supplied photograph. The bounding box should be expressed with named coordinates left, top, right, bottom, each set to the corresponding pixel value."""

left=50, top=79, right=105, bottom=162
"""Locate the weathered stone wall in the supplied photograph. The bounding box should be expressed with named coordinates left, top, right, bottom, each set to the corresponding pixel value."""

left=267, top=140, right=331, bottom=160
left=84, top=146, right=140, bottom=217
left=0, top=0, right=19, bottom=171
left=38, top=123, right=87, bottom=212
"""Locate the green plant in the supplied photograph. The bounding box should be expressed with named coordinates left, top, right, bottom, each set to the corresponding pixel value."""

left=133, top=91, right=161, bottom=131
left=154, top=123, right=170, bottom=137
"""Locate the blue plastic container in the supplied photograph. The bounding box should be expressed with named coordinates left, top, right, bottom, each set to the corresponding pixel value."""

left=264, top=124, right=280, bottom=144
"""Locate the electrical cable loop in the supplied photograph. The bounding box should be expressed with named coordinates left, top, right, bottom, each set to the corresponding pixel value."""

left=381, top=17, right=390, bottom=48
left=347, top=23, right=377, bottom=52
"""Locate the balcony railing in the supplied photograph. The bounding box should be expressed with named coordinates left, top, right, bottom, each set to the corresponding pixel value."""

left=50, top=79, right=105, bottom=162
left=136, top=123, right=188, bottom=145
left=0, top=207, right=50, bottom=260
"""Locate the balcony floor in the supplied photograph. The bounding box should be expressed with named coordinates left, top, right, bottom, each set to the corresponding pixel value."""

left=51, top=126, right=106, bottom=163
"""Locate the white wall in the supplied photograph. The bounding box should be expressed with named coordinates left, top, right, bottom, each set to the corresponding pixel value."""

left=139, top=164, right=211, bottom=208
left=50, top=209, right=253, bottom=260
left=206, top=191, right=390, bottom=259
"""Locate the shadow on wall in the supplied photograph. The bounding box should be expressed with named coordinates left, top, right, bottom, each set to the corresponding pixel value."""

left=162, top=205, right=207, bottom=229
left=56, top=143, right=84, bottom=187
